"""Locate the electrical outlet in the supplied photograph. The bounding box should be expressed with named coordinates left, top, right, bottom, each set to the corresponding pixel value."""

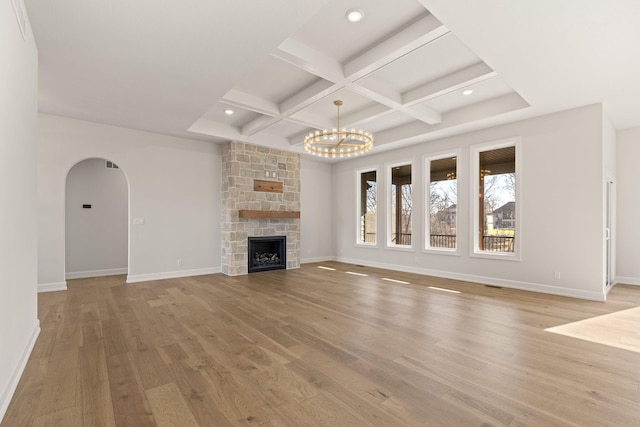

left=177, top=258, right=183, bottom=266
left=554, top=271, right=561, bottom=280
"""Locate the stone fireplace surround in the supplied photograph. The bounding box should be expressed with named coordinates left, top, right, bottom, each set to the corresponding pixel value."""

left=221, top=141, right=300, bottom=276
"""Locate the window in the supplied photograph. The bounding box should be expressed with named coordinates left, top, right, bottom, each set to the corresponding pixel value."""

left=472, top=139, right=520, bottom=258
left=426, top=155, right=457, bottom=251
left=357, top=169, right=377, bottom=244
left=388, top=162, right=412, bottom=247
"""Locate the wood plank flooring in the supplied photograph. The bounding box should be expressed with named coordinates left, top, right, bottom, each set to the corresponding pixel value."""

left=3, top=262, right=640, bottom=426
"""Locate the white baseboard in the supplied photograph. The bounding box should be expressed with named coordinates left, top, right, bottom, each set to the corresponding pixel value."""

left=126, top=267, right=221, bottom=284
left=334, top=256, right=606, bottom=302
left=37, top=281, right=67, bottom=293
left=66, top=268, right=128, bottom=280
left=615, top=276, right=640, bottom=286
left=301, top=256, right=336, bottom=264
left=0, top=320, right=40, bottom=422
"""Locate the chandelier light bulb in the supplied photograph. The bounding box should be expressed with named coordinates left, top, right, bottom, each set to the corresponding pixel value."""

left=302, top=100, right=374, bottom=157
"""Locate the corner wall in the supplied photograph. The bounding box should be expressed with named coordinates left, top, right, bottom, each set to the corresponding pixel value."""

left=300, top=157, right=334, bottom=263
left=37, top=114, right=221, bottom=288
left=0, top=1, right=40, bottom=421
left=332, top=104, right=606, bottom=300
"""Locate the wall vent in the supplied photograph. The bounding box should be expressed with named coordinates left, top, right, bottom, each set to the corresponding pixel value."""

left=105, top=160, right=119, bottom=169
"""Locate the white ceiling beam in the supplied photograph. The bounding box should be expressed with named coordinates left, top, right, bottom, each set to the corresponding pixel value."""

left=273, top=38, right=344, bottom=82
left=241, top=115, right=281, bottom=136
left=286, top=110, right=334, bottom=130
left=344, top=13, right=449, bottom=80
left=373, top=120, right=433, bottom=147
left=402, top=62, right=497, bottom=105
left=340, top=104, right=391, bottom=128
left=351, top=83, right=441, bottom=124
left=353, top=78, right=402, bottom=105
left=221, top=89, right=279, bottom=116
left=404, top=104, right=444, bottom=124
left=443, top=92, right=530, bottom=127
left=279, top=79, right=339, bottom=114
left=188, top=118, right=241, bottom=139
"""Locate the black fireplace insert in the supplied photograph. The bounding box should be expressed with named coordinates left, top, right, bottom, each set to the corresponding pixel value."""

left=248, top=236, right=286, bottom=273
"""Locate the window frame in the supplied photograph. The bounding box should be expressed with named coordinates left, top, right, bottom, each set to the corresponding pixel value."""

left=470, top=137, right=522, bottom=261
left=423, top=150, right=460, bottom=255
left=385, top=159, right=414, bottom=250
left=355, top=166, right=379, bottom=247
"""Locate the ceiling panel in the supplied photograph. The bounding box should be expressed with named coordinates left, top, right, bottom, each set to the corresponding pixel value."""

left=290, top=0, right=426, bottom=63
left=362, top=32, right=481, bottom=94
left=233, top=56, right=322, bottom=105
left=200, top=103, right=263, bottom=128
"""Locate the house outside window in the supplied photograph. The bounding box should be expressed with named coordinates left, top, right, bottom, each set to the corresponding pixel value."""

left=425, top=154, right=457, bottom=251
left=387, top=162, right=412, bottom=247
left=357, top=169, right=377, bottom=245
left=472, top=139, right=521, bottom=259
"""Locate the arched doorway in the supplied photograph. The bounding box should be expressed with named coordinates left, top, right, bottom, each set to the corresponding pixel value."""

left=65, top=158, right=129, bottom=279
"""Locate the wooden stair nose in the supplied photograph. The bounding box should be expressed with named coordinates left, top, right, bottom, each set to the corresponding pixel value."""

left=238, top=210, right=300, bottom=219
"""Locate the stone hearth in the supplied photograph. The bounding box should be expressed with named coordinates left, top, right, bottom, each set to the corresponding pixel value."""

left=221, top=141, right=300, bottom=275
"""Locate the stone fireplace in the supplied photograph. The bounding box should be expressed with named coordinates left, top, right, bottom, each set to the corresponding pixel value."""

left=221, top=141, right=300, bottom=276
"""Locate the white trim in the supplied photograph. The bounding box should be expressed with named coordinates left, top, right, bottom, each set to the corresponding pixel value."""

left=355, top=166, right=379, bottom=246
left=470, top=137, right=522, bottom=261
left=126, top=267, right=221, bottom=284
left=37, top=281, right=68, bottom=293
left=301, top=256, right=336, bottom=264
left=385, top=245, right=414, bottom=252
left=334, top=256, right=605, bottom=301
left=0, top=320, right=40, bottom=422
left=65, top=267, right=128, bottom=280
left=423, top=150, right=460, bottom=254
left=616, top=276, right=640, bottom=286
left=422, top=248, right=461, bottom=256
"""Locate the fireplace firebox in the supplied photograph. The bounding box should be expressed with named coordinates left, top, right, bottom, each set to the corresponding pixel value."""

left=248, top=236, right=286, bottom=273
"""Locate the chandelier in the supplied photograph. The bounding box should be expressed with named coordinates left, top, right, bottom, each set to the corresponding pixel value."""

left=303, top=100, right=374, bottom=158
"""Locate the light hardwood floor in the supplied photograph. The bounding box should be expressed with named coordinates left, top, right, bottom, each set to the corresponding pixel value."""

left=3, top=262, right=640, bottom=426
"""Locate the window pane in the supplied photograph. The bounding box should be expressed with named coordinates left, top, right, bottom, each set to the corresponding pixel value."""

left=358, top=170, right=377, bottom=244
left=390, top=164, right=412, bottom=246
left=479, top=146, right=515, bottom=252
left=429, top=157, right=457, bottom=249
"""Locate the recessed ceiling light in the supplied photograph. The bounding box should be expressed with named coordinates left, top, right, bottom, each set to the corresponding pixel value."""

left=224, top=108, right=234, bottom=115
left=346, top=8, right=364, bottom=23
left=462, top=89, right=474, bottom=96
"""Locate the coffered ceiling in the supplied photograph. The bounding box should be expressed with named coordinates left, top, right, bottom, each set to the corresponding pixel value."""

left=24, top=0, right=640, bottom=160
left=189, top=0, right=528, bottom=154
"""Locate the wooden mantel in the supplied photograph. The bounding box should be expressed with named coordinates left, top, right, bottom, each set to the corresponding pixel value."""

left=238, top=210, right=300, bottom=219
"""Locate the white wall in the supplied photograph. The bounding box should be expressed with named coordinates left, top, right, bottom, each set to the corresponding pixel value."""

left=65, top=158, right=128, bottom=278
left=0, top=2, right=40, bottom=422
left=38, top=114, right=221, bottom=288
left=300, top=157, right=333, bottom=262
left=332, top=104, right=607, bottom=300
left=616, top=126, right=640, bottom=285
